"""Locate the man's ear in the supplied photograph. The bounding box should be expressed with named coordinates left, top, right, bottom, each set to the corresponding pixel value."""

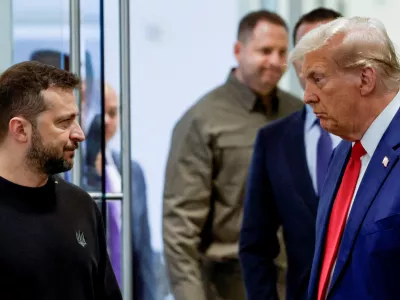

left=360, top=66, right=376, bottom=96
left=9, top=117, right=31, bottom=143
left=234, top=41, right=243, bottom=62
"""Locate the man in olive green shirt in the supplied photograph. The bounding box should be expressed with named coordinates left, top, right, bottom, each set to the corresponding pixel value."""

left=163, top=10, right=303, bottom=300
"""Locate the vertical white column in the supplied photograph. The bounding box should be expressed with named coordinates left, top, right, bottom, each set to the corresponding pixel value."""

left=275, top=0, right=291, bottom=92
left=120, top=0, right=133, bottom=298
left=70, top=0, right=82, bottom=186
left=0, top=0, right=13, bottom=73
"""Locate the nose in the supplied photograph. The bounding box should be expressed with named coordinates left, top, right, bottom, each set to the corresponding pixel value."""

left=303, top=82, right=318, bottom=105
left=104, top=114, right=110, bottom=126
left=270, top=51, right=284, bottom=68
left=71, top=122, right=86, bottom=142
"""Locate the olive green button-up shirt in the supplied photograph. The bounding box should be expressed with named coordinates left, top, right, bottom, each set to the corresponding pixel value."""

left=163, top=70, right=303, bottom=300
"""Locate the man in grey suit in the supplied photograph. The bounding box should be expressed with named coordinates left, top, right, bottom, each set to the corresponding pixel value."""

left=83, top=83, right=159, bottom=300
left=163, top=10, right=303, bottom=300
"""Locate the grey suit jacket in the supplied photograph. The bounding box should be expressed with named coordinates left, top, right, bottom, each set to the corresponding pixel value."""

left=84, top=153, right=158, bottom=300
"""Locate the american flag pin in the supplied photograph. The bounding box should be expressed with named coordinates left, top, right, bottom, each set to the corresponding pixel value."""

left=382, top=156, right=389, bottom=168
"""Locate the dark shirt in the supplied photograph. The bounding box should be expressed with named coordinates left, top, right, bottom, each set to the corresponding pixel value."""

left=163, top=70, right=303, bottom=299
left=0, top=175, right=121, bottom=300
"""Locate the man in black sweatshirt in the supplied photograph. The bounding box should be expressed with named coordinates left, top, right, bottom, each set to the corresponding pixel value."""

left=0, top=61, right=121, bottom=300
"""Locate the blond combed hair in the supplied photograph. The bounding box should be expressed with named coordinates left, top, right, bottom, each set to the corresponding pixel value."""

left=290, top=16, right=400, bottom=90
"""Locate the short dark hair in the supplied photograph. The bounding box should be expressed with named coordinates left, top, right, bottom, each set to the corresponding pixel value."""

left=0, top=61, right=80, bottom=143
left=238, top=10, right=288, bottom=42
left=293, top=7, right=342, bottom=45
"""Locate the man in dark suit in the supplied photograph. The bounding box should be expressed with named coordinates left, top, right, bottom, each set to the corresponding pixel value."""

left=239, top=8, right=342, bottom=300
left=291, top=16, right=400, bottom=300
left=84, top=83, right=158, bottom=300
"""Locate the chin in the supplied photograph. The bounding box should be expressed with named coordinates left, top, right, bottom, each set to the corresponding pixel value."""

left=319, top=119, right=331, bottom=130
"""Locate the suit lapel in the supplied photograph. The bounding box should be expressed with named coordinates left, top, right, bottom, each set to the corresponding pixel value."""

left=283, top=109, right=318, bottom=216
left=328, top=110, right=400, bottom=295
left=308, top=141, right=351, bottom=299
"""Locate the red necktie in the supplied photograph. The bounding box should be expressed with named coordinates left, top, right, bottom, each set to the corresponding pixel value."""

left=318, top=141, right=366, bottom=300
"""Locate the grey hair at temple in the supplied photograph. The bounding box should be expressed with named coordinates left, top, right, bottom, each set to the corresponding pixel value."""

left=290, top=16, right=400, bottom=91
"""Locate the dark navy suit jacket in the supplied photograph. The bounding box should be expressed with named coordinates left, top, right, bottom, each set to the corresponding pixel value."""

left=308, top=108, right=400, bottom=300
left=240, top=108, right=317, bottom=300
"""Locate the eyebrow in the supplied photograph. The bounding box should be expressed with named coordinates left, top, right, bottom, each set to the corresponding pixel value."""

left=306, top=71, right=316, bottom=78
left=55, top=112, right=80, bottom=122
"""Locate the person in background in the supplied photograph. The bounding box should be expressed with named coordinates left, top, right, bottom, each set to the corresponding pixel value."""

left=291, top=16, right=400, bottom=300
left=0, top=61, right=121, bottom=299
left=239, top=8, right=342, bottom=300
left=162, top=9, right=302, bottom=300
left=84, top=83, right=159, bottom=300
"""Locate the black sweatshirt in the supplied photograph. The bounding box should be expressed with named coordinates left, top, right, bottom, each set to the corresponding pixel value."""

left=0, top=175, right=122, bottom=300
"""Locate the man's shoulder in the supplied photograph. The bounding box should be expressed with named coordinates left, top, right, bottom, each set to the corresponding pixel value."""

left=259, top=108, right=304, bottom=137
left=182, top=82, right=234, bottom=119
left=170, top=84, right=230, bottom=141
left=54, top=175, right=94, bottom=204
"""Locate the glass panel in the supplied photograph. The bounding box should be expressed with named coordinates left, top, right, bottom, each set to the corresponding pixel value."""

left=13, top=0, right=70, bottom=67
left=128, top=1, right=255, bottom=299
left=81, top=0, right=125, bottom=291
left=80, top=0, right=123, bottom=288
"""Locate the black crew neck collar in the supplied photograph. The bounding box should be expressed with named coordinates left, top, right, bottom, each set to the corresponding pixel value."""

left=0, top=175, right=57, bottom=212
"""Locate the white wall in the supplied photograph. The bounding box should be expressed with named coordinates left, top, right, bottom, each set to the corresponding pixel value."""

left=346, top=0, right=400, bottom=49
left=128, top=0, right=239, bottom=250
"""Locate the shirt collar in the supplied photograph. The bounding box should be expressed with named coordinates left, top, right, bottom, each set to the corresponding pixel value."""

left=305, top=104, right=317, bottom=131
left=227, top=68, right=279, bottom=115
left=105, top=147, right=114, bottom=165
left=360, top=89, right=400, bottom=157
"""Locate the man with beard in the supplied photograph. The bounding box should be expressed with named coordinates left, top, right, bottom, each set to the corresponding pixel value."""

left=162, top=10, right=302, bottom=300
left=0, top=61, right=121, bottom=300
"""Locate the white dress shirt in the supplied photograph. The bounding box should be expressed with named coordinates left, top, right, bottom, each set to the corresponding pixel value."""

left=304, top=104, right=342, bottom=193
left=105, top=148, right=122, bottom=230
left=105, top=148, right=122, bottom=193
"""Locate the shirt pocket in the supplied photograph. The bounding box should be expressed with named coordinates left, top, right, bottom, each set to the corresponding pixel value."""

left=213, top=132, right=255, bottom=186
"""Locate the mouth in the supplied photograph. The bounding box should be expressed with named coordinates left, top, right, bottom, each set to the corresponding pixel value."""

left=265, top=70, right=282, bottom=77
left=314, top=112, right=326, bottom=118
left=64, top=144, right=79, bottom=152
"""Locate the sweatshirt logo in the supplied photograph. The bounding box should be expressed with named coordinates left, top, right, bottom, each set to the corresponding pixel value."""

left=76, top=230, right=87, bottom=247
